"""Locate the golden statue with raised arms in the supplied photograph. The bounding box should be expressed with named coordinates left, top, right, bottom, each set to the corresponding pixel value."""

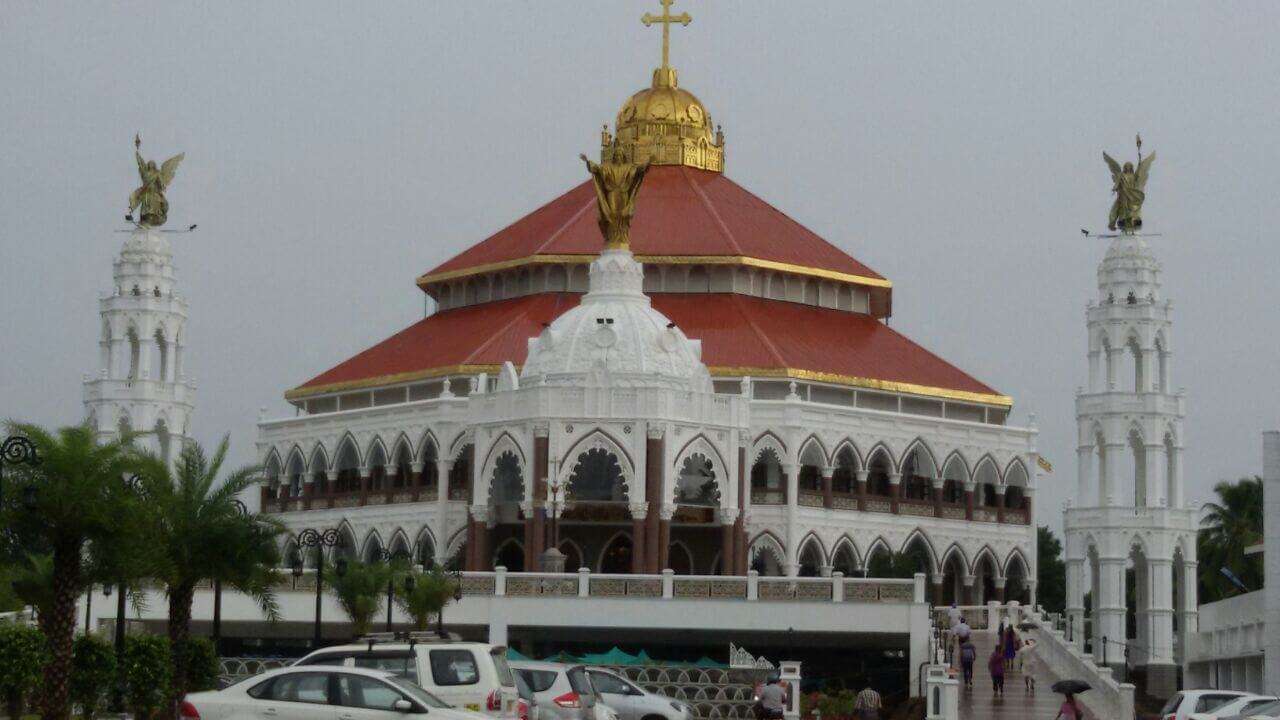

left=580, top=144, right=651, bottom=249
left=1103, top=135, right=1155, bottom=233
left=128, top=134, right=184, bottom=227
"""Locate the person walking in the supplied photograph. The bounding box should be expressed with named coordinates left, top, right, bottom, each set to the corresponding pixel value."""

left=951, top=616, right=971, bottom=669
left=853, top=681, right=882, bottom=720
left=1054, top=693, right=1082, bottom=719
left=987, top=645, right=1005, bottom=696
left=1003, top=625, right=1019, bottom=670
left=959, top=638, right=976, bottom=687
left=1018, top=638, right=1037, bottom=691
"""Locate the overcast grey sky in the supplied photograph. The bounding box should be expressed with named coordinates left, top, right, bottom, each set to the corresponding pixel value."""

left=2, top=2, right=1277, bottom=536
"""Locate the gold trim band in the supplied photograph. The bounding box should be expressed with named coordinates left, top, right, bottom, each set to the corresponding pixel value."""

left=285, top=363, right=1010, bottom=408
left=416, top=254, right=892, bottom=290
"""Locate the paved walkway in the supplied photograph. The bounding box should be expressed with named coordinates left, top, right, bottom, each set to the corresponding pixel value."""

left=956, top=631, right=1095, bottom=720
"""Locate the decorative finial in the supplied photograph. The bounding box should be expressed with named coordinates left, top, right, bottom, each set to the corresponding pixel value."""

left=127, top=134, right=184, bottom=227
left=1102, top=136, right=1155, bottom=233
left=580, top=146, right=652, bottom=250
left=642, top=0, right=691, bottom=71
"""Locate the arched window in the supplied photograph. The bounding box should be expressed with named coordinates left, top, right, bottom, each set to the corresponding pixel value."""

left=832, top=543, right=858, bottom=576
left=286, top=452, right=305, bottom=498
left=975, top=458, right=999, bottom=507
left=494, top=539, right=524, bottom=572
left=335, top=438, right=360, bottom=494
left=867, top=449, right=893, bottom=497
left=567, top=447, right=626, bottom=502
left=127, top=328, right=141, bottom=380
left=155, top=420, right=171, bottom=465
left=366, top=442, right=388, bottom=492
left=942, top=455, right=967, bottom=504
left=421, top=441, right=439, bottom=491
left=449, top=445, right=473, bottom=501
left=264, top=454, right=282, bottom=497
left=558, top=540, right=583, bottom=572
left=797, top=541, right=824, bottom=577
left=832, top=447, right=858, bottom=495
left=392, top=441, right=413, bottom=489
left=154, top=329, right=169, bottom=382
left=416, top=534, right=436, bottom=568
left=675, top=453, right=719, bottom=506
left=750, top=539, right=784, bottom=577
left=901, top=445, right=936, bottom=500
left=750, top=448, right=782, bottom=496
left=599, top=534, right=633, bottom=574
left=490, top=451, right=524, bottom=504
left=667, top=542, right=694, bottom=575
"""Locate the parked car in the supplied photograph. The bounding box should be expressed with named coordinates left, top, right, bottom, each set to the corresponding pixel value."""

left=584, top=668, right=693, bottom=720
left=1161, top=690, right=1255, bottom=720
left=181, top=665, right=484, bottom=720
left=510, top=661, right=618, bottom=720
left=513, top=667, right=540, bottom=720
left=1189, top=695, right=1280, bottom=720
left=1233, top=699, right=1280, bottom=720
left=296, top=639, right=517, bottom=716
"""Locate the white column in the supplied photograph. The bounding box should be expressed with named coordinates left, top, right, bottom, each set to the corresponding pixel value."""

left=1144, top=443, right=1163, bottom=507
left=1066, top=558, right=1086, bottom=649
left=1105, top=348, right=1118, bottom=389
left=1170, top=445, right=1185, bottom=509
left=1077, top=445, right=1093, bottom=507
left=1097, top=557, right=1127, bottom=669
left=1104, top=442, right=1124, bottom=506
left=783, top=463, right=799, bottom=576
left=437, top=458, right=453, bottom=550
left=1088, top=350, right=1101, bottom=393
left=1147, top=558, right=1175, bottom=666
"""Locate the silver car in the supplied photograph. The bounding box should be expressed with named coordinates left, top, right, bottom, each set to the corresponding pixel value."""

left=585, top=668, right=692, bottom=720
left=511, top=662, right=618, bottom=720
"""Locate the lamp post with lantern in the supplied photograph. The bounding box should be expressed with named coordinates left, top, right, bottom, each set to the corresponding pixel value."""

left=291, top=528, right=346, bottom=648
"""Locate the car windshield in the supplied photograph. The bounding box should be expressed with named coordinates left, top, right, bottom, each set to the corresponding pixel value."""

left=492, top=649, right=515, bottom=687
left=1241, top=698, right=1280, bottom=714
left=1159, top=693, right=1183, bottom=715
left=388, top=676, right=451, bottom=709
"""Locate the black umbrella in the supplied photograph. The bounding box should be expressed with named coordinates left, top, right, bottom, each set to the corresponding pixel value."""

left=1051, top=679, right=1091, bottom=695
left=1017, top=621, right=1038, bottom=630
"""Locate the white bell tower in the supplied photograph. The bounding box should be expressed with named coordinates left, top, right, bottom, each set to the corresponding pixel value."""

left=1064, top=233, right=1197, bottom=699
left=83, top=226, right=195, bottom=464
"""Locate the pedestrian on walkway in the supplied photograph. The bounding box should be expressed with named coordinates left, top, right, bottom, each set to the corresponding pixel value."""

left=755, top=674, right=786, bottom=720
left=1017, top=639, right=1037, bottom=691
left=959, top=639, right=976, bottom=687
left=987, top=645, right=1005, bottom=696
left=853, top=682, right=881, bottom=720
left=1002, top=625, right=1019, bottom=670
left=1054, top=693, right=1082, bottom=719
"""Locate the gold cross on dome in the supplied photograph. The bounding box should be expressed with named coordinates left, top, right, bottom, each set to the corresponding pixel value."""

left=642, top=0, right=692, bottom=69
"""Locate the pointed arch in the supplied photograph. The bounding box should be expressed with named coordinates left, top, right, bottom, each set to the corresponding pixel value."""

left=366, top=435, right=389, bottom=470
left=901, top=438, right=939, bottom=478
left=831, top=441, right=861, bottom=495
left=971, top=545, right=1002, bottom=579
left=558, top=538, right=585, bottom=572
left=493, top=537, right=525, bottom=572
left=899, top=528, right=939, bottom=576
left=263, top=449, right=283, bottom=485
left=866, top=443, right=895, bottom=497
left=443, top=527, right=468, bottom=568
left=866, top=442, right=898, bottom=473
left=797, top=434, right=828, bottom=467
left=334, top=522, right=358, bottom=561
left=796, top=533, right=827, bottom=577
left=558, top=429, right=634, bottom=501
left=831, top=439, right=863, bottom=470
left=335, top=432, right=362, bottom=469
left=307, top=442, right=330, bottom=474
left=1003, top=458, right=1030, bottom=487
left=673, top=434, right=727, bottom=507
left=942, top=451, right=970, bottom=483
left=415, top=527, right=437, bottom=567
left=1003, top=547, right=1031, bottom=578
left=480, top=431, right=527, bottom=479
left=748, top=531, right=786, bottom=576
left=863, top=536, right=893, bottom=577
left=940, top=543, right=970, bottom=574
left=973, top=454, right=1002, bottom=485
left=830, top=536, right=861, bottom=575
left=361, top=529, right=385, bottom=563
left=481, top=432, right=527, bottom=506
left=750, top=431, right=787, bottom=464
left=387, top=529, right=412, bottom=559
left=417, top=429, right=442, bottom=462
left=597, top=531, right=635, bottom=574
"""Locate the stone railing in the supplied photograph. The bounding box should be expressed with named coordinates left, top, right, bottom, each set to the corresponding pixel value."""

left=1022, top=608, right=1135, bottom=720
left=797, top=491, right=823, bottom=508
left=220, top=657, right=292, bottom=684
left=751, top=490, right=785, bottom=505
left=457, top=567, right=922, bottom=604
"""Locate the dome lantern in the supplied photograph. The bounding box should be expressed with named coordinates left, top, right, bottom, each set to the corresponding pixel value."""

left=603, top=0, right=724, bottom=173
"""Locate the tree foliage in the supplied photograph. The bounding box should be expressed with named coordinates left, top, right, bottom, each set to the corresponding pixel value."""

left=396, top=565, right=459, bottom=631
left=135, top=436, right=283, bottom=713
left=2, top=422, right=148, bottom=720
left=1199, top=476, right=1264, bottom=602
left=1036, top=526, right=1066, bottom=614
left=174, top=636, right=222, bottom=693
left=122, top=634, right=172, bottom=720
left=328, top=560, right=393, bottom=637
left=0, top=622, right=49, bottom=720
left=70, top=634, right=117, bottom=720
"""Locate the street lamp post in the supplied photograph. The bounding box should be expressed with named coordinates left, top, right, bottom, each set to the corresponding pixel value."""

left=437, top=568, right=464, bottom=637
left=0, top=435, right=40, bottom=507
left=292, top=528, right=344, bottom=648
left=212, top=499, right=249, bottom=653
left=109, top=473, right=143, bottom=713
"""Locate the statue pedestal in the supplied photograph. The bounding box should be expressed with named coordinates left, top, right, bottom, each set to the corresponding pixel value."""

left=539, top=548, right=566, bottom=573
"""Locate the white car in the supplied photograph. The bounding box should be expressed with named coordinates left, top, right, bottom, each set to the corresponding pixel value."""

left=1188, top=695, right=1279, bottom=720
left=584, top=668, right=692, bottom=720
left=1161, top=690, right=1255, bottom=720
left=181, top=665, right=487, bottom=720
left=297, top=640, right=518, bottom=716
left=510, top=662, right=617, bottom=720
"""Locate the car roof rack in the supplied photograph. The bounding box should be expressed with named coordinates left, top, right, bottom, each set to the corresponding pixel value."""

left=355, top=630, right=462, bottom=651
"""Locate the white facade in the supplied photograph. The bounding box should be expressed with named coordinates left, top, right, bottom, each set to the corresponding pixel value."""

left=1064, top=234, right=1196, bottom=699
left=83, top=226, right=195, bottom=462
left=257, top=248, right=1038, bottom=609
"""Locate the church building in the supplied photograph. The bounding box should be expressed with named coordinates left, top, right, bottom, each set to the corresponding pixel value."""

left=256, top=5, right=1038, bottom=607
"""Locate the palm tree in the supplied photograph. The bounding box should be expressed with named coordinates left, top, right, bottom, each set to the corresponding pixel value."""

left=1199, top=476, right=1264, bottom=602
left=2, top=422, right=146, bottom=720
left=136, top=436, right=284, bottom=715
left=396, top=565, right=460, bottom=631
left=327, top=560, right=392, bottom=637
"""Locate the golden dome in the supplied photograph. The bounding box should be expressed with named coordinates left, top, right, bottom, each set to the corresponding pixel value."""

left=605, top=67, right=725, bottom=173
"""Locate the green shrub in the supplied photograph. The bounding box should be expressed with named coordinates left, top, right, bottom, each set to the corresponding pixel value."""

left=174, top=636, right=222, bottom=693
left=122, top=634, right=171, bottom=720
left=0, top=622, right=48, bottom=719
left=71, top=634, right=117, bottom=720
